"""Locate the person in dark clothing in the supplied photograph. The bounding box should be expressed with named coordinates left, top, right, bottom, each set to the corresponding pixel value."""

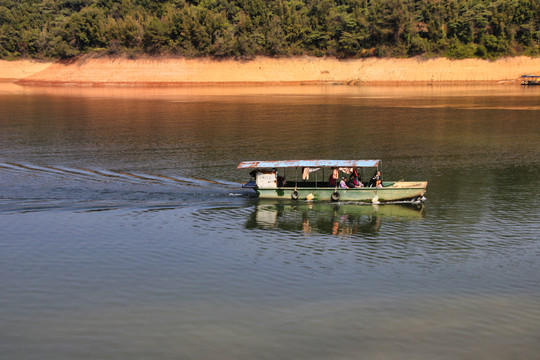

left=347, top=175, right=359, bottom=188
left=353, top=168, right=363, bottom=186
left=369, top=170, right=382, bottom=188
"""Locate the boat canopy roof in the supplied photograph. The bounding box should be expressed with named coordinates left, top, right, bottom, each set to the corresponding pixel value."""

left=237, top=160, right=381, bottom=169
left=520, top=74, right=540, bottom=78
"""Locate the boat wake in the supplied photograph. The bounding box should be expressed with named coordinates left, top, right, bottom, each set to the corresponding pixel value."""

left=0, top=162, right=240, bottom=187
left=0, top=162, right=250, bottom=213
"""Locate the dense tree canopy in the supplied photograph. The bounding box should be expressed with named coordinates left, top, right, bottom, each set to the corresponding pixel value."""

left=1, top=0, right=538, bottom=60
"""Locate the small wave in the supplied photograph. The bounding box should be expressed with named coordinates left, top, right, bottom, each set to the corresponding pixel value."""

left=0, top=162, right=239, bottom=188
left=0, top=161, right=247, bottom=214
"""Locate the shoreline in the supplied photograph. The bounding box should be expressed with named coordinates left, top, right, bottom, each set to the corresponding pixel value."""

left=1, top=56, right=539, bottom=86
left=12, top=80, right=520, bottom=87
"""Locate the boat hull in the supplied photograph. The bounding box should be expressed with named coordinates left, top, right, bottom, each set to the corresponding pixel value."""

left=254, top=181, right=427, bottom=202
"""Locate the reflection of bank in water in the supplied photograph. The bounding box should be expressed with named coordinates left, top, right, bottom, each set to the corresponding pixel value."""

left=245, top=200, right=425, bottom=235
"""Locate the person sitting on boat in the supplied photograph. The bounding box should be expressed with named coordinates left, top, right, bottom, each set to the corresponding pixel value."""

left=369, top=171, right=383, bottom=188
left=277, top=176, right=286, bottom=187
left=328, top=174, right=336, bottom=187
left=353, top=168, right=364, bottom=186
left=347, top=174, right=359, bottom=188
left=339, top=177, right=349, bottom=189
left=328, top=167, right=339, bottom=187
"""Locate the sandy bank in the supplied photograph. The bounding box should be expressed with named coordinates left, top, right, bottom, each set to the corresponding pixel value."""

left=2, top=56, right=539, bottom=85
left=0, top=59, right=52, bottom=81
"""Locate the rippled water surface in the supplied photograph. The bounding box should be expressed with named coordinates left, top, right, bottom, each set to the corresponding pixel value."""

left=1, top=84, right=539, bottom=359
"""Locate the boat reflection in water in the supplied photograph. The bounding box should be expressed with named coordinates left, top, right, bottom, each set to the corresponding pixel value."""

left=245, top=200, right=426, bottom=236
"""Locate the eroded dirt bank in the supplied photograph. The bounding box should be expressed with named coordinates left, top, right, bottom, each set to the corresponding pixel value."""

left=2, top=56, right=539, bottom=85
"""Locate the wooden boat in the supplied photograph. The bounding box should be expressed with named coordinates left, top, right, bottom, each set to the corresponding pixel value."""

left=238, top=160, right=427, bottom=203
left=520, top=74, right=540, bottom=86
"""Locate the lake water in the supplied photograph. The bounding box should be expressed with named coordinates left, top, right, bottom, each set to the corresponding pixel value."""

left=1, top=83, right=539, bottom=359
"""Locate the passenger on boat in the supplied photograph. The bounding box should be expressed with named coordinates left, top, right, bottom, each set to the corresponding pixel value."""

left=277, top=176, right=286, bottom=187
left=353, top=168, right=364, bottom=186
left=328, top=174, right=336, bottom=187
left=369, top=171, right=383, bottom=188
left=339, top=177, right=349, bottom=188
left=347, top=175, right=359, bottom=188
left=328, top=167, right=339, bottom=187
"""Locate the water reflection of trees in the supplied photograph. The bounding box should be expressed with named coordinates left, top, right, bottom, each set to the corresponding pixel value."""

left=245, top=201, right=425, bottom=236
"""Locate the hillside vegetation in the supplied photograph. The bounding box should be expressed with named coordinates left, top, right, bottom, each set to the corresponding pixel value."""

left=1, top=0, right=538, bottom=60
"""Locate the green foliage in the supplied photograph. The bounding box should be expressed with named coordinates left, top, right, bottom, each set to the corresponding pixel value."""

left=0, top=0, right=538, bottom=59
left=446, top=38, right=477, bottom=59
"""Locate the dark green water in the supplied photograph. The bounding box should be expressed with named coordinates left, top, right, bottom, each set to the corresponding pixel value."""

left=1, top=84, right=539, bottom=359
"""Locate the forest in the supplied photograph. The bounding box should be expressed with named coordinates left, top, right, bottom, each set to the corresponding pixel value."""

left=1, top=0, right=539, bottom=60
